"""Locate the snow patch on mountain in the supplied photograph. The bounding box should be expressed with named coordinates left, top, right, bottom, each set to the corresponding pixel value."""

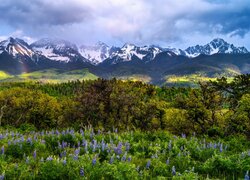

left=34, top=47, right=70, bottom=62
left=0, top=37, right=34, bottom=57
left=184, top=38, right=249, bottom=58
left=79, top=42, right=111, bottom=64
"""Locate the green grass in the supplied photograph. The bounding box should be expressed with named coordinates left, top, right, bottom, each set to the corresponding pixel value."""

left=0, top=69, right=98, bottom=83
left=116, top=74, right=152, bottom=83
left=164, top=69, right=237, bottom=86
left=0, top=71, right=13, bottom=80
left=0, top=127, right=249, bottom=179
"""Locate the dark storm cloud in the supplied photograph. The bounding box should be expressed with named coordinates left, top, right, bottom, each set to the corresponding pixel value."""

left=0, top=0, right=91, bottom=26
left=0, top=0, right=250, bottom=48
left=197, top=3, right=250, bottom=37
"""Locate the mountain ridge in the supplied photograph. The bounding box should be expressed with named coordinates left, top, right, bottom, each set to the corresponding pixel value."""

left=0, top=37, right=250, bottom=85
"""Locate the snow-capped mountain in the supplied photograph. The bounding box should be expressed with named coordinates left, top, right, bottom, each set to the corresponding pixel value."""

left=0, top=37, right=249, bottom=66
left=31, top=38, right=86, bottom=63
left=79, top=42, right=117, bottom=65
left=184, top=38, right=249, bottom=58
left=0, top=37, right=34, bottom=58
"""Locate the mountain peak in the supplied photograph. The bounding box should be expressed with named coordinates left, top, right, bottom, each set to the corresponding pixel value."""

left=31, top=38, right=77, bottom=50
left=184, top=38, right=249, bottom=57
left=0, top=37, right=34, bottom=57
left=211, top=38, right=227, bottom=43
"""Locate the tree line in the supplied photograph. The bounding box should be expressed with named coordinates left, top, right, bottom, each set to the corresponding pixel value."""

left=0, top=74, right=249, bottom=138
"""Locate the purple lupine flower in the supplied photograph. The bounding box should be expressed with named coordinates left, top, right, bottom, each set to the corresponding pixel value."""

left=101, top=141, right=106, bottom=152
left=27, top=137, right=32, bottom=144
left=26, top=157, right=29, bottom=164
left=114, top=142, right=123, bottom=155
left=73, top=155, right=78, bottom=161
left=172, top=166, right=176, bottom=175
left=121, top=153, right=127, bottom=161
left=109, top=155, right=114, bottom=164
left=127, top=156, right=132, bottom=162
left=168, top=140, right=172, bottom=151
left=74, top=148, right=80, bottom=156
left=0, top=174, right=4, bottom=180
left=181, top=133, right=186, bottom=138
left=62, top=159, right=67, bottom=165
left=46, top=156, right=53, bottom=161
left=166, top=158, right=170, bottom=165
left=220, top=144, right=223, bottom=153
left=63, top=151, right=67, bottom=157
left=80, top=168, right=84, bottom=177
left=245, top=171, right=249, bottom=180
left=80, top=129, right=84, bottom=135
left=92, top=157, right=97, bottom=166
left=125, top=142, right=130, bottom=152
left=1, top=146, right=4, bottom=155
left=146, top=160, right=151, bottom=169
left=33, top=150, right=37, bottom=159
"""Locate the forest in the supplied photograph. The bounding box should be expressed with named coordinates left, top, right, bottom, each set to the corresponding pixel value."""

left=0, top=74, right=250, bottom=179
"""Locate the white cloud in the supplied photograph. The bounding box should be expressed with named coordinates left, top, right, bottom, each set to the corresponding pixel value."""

left=0, top=0, right=250, bottom=49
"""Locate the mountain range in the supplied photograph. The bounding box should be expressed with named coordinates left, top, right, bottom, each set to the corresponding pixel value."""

left=0, top=37, right=250, bottom=84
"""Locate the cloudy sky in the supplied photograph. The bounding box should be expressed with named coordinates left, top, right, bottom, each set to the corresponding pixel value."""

left=0, top=0, right=250, bottom=49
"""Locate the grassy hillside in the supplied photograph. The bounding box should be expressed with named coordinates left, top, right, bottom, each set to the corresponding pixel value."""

left=0, top=69, right=98, bottom=83
left=0, top=71, right=13, bottom=79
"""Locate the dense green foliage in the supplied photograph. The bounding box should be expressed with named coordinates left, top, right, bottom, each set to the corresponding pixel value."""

left=0, top=74, right=250, bottom=179
left=0, top=74, right=250, bottom=138
left=0, top=128, right=249, bottom=179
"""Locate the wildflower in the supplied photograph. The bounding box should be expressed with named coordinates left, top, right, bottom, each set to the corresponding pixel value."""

left=74, top=148, right=80, bottom=156
left=62, top=159, right=67, bottom=165
left=26, top=157, right=29, bottom=164
left=0, top=174, right=4, bottom=180
left=146, top=160, right=151, bottom=169
left=114, top=142, right=123, bottom=155
left=166, top=158, right=170, bottom=165
left=73, top=155, right=78, bottom=160
left=40, top=157, right=44, bottom=162
left=109, top=155, right=114, bottom=164
left=80, top=168, right=84, bottom=177
left=181, top=133, right=186, bottom=138
left=245, top=171, right=249, bottom=180
left=172, top=166, right=176, bottom=176
left=127, top=156, right=132, bottom=162
left=121, top=152, right=127, bottom=161
left=46, top=156, right=53, bottom=161
left=101, top=141, right=106, bottom=152
left=168, top=140, right=172, bottom=151
left=27, top=137, right=32, bottom=144
left=92, top=156, right=97, bottom=166
left=125, top=142, right=130, bottom=151
left=220, top=144, right=223, bottom=153
left=33, top=150, right=37, bottom=159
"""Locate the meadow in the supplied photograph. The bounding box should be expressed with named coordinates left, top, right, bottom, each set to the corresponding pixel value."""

left=0, top=127, right=249, bottom=179
left=0, top=74, right=249, bottom=179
